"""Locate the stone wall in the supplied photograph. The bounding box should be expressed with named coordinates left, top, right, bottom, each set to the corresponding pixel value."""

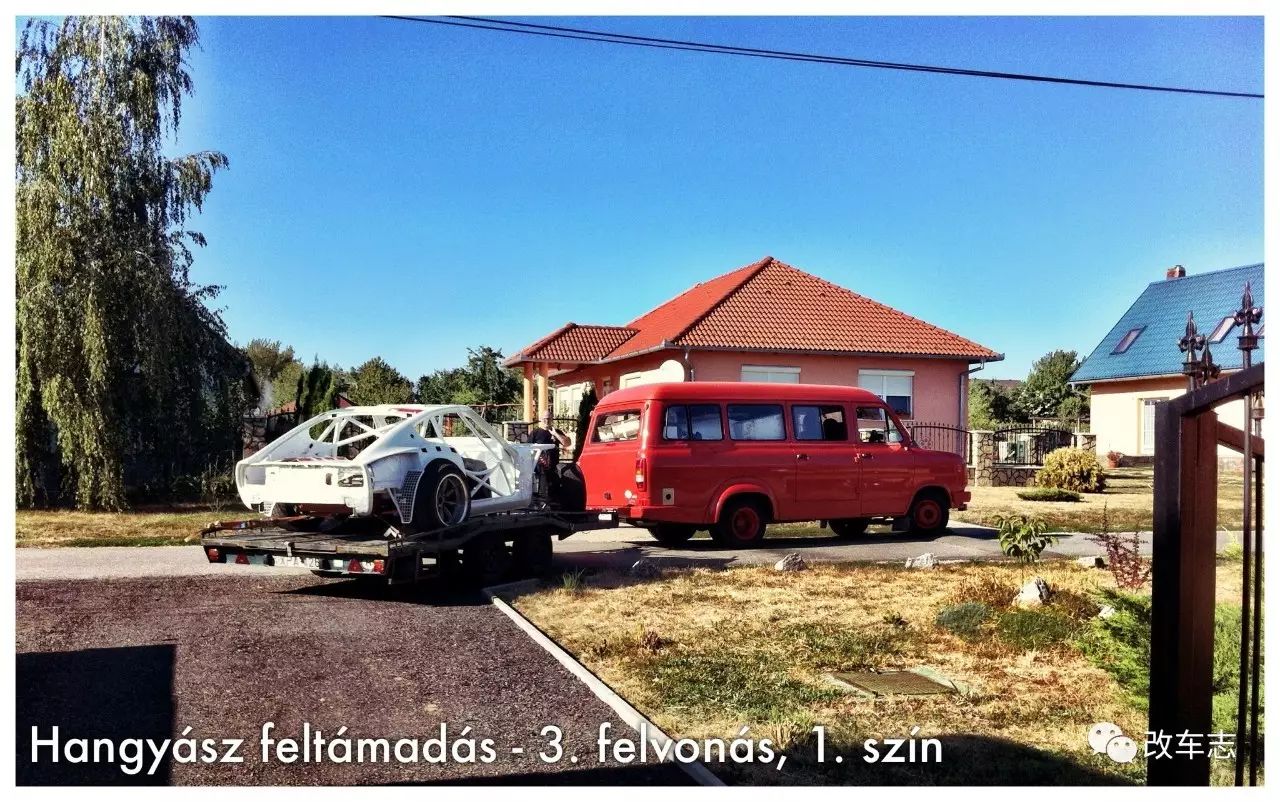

left=970, top=429, right=1090, bottom=487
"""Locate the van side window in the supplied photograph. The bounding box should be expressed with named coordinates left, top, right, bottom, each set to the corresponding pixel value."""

left=855, top=406, right=905, bottom=444
left=792, top=405, right=847, bottom=441
left=663, top=404, right=724, bottom=441
left=727, top=404, right=785, bottom=441
left=592, top=410, right=642, bottom=443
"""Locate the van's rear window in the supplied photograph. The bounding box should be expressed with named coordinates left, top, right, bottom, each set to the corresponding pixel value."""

left=662, top=404, right=724, bottom=441
left=591, top=410, right=642, bottom=442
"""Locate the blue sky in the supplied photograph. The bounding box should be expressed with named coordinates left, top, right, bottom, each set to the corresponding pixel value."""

left=166, top=15, right=1262, bottom=380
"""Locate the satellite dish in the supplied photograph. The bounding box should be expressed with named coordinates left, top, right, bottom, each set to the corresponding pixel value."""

left=653, top=359, right=687, bottom=383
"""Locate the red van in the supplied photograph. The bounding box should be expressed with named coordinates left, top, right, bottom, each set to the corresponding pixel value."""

left=576, top=382, right=969, bottom=547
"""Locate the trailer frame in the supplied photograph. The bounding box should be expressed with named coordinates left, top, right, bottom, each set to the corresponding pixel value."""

left=199, top=508, right=618, bottom=586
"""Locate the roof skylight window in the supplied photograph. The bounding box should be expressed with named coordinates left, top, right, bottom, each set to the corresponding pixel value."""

left=1208, top=316, right=1235, bottom=344
left=1112, top=327, right=1144, bottom=354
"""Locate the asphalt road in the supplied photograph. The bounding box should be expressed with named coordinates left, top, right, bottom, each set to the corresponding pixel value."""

left=16, top=574, right=689, bottom=785
left=15, top=523, right=1180, bottom=582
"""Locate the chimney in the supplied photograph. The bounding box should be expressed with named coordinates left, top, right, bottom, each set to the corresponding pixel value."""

left=1166, top=264, right=1186, bottom=280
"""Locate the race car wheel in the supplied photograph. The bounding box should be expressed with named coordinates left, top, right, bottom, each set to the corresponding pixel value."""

left=411, top=462, right=471, bottom=532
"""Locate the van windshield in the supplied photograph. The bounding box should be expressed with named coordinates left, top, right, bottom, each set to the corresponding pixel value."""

left=592, top=410, right=642, bottom=442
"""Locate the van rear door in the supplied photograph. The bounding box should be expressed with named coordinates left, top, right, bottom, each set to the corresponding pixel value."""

left=582, top=406, right=646, bottom=508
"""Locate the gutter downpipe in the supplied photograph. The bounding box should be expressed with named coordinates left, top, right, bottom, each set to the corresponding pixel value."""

left=963, top=358, right=988, bottom=427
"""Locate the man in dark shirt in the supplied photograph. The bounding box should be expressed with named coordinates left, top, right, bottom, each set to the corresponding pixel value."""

left=529, top=413, right=569, bottom=498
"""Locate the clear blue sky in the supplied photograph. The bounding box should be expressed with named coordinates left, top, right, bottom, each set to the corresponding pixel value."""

left=168, top=15, right=1262, bottom=380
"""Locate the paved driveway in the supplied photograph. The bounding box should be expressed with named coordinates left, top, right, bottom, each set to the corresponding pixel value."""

left=16, top=575, right=689, bottom=785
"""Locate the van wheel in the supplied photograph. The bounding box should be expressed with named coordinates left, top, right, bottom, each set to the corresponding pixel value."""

left=411, top=462, right=471, bottom=532
left=712, top=498, right=768, bottom=547
left=908, top=491, right=950, bottom=534
left=830, top=518, right=871, bottom=538
left=647, top=524, right=696, bottom=547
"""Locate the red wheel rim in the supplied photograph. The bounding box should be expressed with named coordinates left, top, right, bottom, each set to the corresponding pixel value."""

left=730, top=507, right=760, bottom=540
left=916, top=500, right=942, bottom=528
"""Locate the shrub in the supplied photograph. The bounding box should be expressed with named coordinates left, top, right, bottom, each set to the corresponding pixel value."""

left=994, top=514, right=1057, bottom=576
left=1087, top=503, right=1151, bottom=589
left=936, top=602, right=993, bottom=639
left=1016, top=487, right=1081, bottom=502
left=1036, top=447, right=1106, bottom=492
left=996, top=609, right=1078, bottom=650
left=1077, top=589, right=1152, bottom=704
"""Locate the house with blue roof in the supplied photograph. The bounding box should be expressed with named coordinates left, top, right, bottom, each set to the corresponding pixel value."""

left=1071, top=262, right=1263, bottom=460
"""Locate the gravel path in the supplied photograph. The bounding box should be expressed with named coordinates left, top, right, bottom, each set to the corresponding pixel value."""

left=16, top=575, right=689, bottom=785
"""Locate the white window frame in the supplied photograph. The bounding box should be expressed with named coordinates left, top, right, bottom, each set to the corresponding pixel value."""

left=858, top=369, right=915, bottom=419
left=552, top=381, right=591, bottom=417
left=740, top=365, right=801, bottom=383
left=1140, top=398, right=1160, bottom=455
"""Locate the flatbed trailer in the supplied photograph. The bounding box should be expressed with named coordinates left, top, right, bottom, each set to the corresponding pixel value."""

left=200, top=509, right=618, bottom=586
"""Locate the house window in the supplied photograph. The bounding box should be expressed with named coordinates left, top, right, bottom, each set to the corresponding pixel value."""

left=727, top=404, right=786, bottom=440
left=552, top=381, right=590, bottom=416
left=619, top=371, right=646, bottom=388
left=857, top=370, right=914, bottom=418
left=1112, top=327, right=1144, bottom=354
left=1208, top=316, right=1236, bottom=344
left=740, top=365, right=800, bottom=383
left=1141, top=399, right=1160, bottom=455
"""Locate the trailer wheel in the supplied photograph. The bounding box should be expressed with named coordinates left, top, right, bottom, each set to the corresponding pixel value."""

left=830, top=518, right=871, bottom=538
left=647, top=524, right=696, bottom=547
left=461, top=534, right=512, bottom=585
left=411, top=462, right=471, bottom=532
left=512, top=532, right=554, bottom=575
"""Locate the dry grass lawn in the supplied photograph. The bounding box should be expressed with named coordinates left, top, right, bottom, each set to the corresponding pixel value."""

left=519, top=558, right=1250, bottom=785
left=516, top=560, right=1152, bottom=785
left=16, top=503, right=235, bottom=547
left=952, top=466, right=1247, bottom=533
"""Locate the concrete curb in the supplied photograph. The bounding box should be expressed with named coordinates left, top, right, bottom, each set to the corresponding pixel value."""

left=483, top=580, right=725, bottom=787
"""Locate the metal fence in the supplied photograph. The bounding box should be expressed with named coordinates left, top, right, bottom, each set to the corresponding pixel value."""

left=908, top=423, right=973, bottom=463
left=992, top=425, right=1075, bottom=465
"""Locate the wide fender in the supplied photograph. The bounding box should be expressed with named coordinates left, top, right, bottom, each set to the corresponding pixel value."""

left=709, top=482, right=778, bottom=522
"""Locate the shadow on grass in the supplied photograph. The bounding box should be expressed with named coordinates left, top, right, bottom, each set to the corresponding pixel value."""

left=16, top=645, right=176, bottom=785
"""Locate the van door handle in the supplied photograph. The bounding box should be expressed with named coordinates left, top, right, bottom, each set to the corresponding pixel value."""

left=856, top=452, right=873, bottom=461
left=795, top=453, right=809, bottom=461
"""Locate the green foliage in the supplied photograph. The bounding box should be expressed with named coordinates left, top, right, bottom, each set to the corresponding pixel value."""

left=639, top=648, right=841, bottom=720
left=994, top=514, right=1057, bottom=568
left=572, top=386, right=599, bottom=461
left=244, top=339, right=297, bottom=410
left=968, top=378, right=1029, bottom=429
left=346, top=357, right=413, bottom=406
left=17, top=17, right=246, bottom=510
left=1018, top=350, right=1089, bottom=422
left=414, top=345, right=521, bottom=421
left=1016, top=487, right=1082, bottom=502
left=936, top=602, right=993, bottom=638
left=1036, top=447, right=1106, bottom=492
left=1077, top=589, right=1152, bottom=705
left=996, top=609, right=1078, bottom=650
left=293, top=361, right=344, bottom=421
left=270, top=360, right=305, bottom=412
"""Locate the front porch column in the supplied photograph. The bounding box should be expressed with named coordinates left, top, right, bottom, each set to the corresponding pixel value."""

left=521, top=365, right=534, bottom=422
left=536, top=364, right=550, bottom=423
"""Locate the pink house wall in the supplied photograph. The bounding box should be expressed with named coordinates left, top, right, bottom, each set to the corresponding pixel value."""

left=553, top=350, right=972, bottom=427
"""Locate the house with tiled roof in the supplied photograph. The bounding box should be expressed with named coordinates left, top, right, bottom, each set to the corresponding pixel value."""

left=1070, top=262, right=1264, bottom=460
left=506, top=256, right=1002, bottom=429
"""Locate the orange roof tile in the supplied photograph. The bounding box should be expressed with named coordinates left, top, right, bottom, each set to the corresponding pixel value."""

left=508, top=256, right=1000, bottom=366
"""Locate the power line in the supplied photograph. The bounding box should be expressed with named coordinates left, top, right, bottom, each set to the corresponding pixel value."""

left=380, top=15, right=1261, bottom=100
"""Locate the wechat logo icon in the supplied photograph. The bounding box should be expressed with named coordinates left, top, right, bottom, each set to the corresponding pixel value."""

left=1088, top=722, right=1138, bottom=764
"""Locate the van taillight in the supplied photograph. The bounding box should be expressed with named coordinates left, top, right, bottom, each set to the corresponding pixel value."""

left=635, top=456, right=646, bottom=486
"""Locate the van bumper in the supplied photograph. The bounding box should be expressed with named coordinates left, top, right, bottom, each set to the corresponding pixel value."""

left=953, top=490, right=971, bottom=510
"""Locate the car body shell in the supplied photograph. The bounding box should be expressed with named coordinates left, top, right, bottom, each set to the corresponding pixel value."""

left=576, top=382, right=970, bottom=527
left=236, top=404, right=550, bottom=524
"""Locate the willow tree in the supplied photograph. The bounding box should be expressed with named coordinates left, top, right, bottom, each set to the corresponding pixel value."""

left=17, top=16, right=248, bottom=509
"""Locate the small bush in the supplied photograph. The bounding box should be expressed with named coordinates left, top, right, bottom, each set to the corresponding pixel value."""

left=169, top=474, right=201, bottom=501
left=936, top=602, right=993, bottom=639
left=994, top=514, right=1057, bottom=574
left=1219, top=540, right=1244, bottom=562
left=1077, top=589, right=1152, bottom=704
left=560, top=569, right=587, bottom=593
left=996, top=609, right=1078, bottom=650
left=1016, top=487, right=1081, bottom=502
left=1036, top=447, right=1106, bottom=493
left=1088, top=503, right=1151, bottom=589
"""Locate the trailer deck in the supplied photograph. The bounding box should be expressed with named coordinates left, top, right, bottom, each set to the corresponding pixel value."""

left=200, top=509, right=618, bottom=585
